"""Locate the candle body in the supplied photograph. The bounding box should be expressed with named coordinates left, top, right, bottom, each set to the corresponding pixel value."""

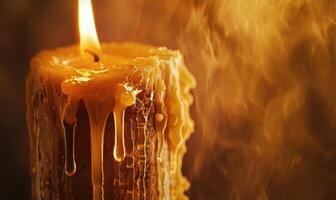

left=26, top=43, right=195, bottom=200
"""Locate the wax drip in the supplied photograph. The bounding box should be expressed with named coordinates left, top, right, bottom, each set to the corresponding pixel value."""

left=63, top=121, right=77, bottom=176
left=62, top=97, right=79, bottom=177
left=113, top=108, right=126, bottom=162
left=113, top=84, right=140, bottom=162
left=84, top=98, right=111, bottom=200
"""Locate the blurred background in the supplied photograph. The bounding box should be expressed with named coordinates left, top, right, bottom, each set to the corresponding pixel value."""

left=2, top=0, right=336, bottom=199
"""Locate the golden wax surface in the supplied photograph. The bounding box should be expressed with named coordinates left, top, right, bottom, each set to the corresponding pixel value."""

left=30, top=42, right=196, bottom=200
left=32, top=43, right=183, bottom=100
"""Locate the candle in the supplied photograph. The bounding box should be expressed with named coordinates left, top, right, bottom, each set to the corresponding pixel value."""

left=26, top=0, right=195, bottom=200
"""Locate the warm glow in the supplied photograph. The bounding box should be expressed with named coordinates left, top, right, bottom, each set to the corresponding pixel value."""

left=79, top=0, right=101, bottom=54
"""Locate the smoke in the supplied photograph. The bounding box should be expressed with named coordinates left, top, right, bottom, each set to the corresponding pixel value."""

left=179, top=0, right=336, bottom=199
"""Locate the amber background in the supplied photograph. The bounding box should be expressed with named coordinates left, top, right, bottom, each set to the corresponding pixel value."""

left=4, top=1, right=336, bottom=200
left=0, top=0, right=206, bottom=199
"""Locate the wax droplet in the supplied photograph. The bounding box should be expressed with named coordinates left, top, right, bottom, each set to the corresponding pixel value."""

left=63, top=121, right=77, bottom=176
left=113, top=109, right=126, bottom=162
left=155, top=113, right=164, bottom=122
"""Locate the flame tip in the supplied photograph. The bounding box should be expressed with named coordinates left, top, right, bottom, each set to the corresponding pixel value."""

left=78, top=0, right=101, bottom=54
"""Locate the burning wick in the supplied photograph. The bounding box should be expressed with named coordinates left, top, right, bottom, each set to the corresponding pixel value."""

left=84, top=49, right=100, bottom=63
left=79, top=0, right=101, bottom=63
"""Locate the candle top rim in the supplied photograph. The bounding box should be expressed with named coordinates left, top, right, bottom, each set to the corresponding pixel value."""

left=32, top=42, right=181, bottom=65
left=32, top=42, right=182, bottom=75
left=30, top=42, right=185, bottom=99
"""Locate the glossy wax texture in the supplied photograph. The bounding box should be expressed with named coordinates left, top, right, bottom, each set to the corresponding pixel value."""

left=29, top=42, right=196, bottom=200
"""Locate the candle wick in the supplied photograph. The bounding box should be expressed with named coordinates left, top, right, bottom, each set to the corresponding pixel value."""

left=84, top=49, right=100, bottom=63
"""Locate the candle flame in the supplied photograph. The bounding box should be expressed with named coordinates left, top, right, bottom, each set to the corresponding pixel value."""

left=79, top=0, right=101, bottom=54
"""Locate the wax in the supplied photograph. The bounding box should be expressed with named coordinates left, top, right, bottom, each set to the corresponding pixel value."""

left=27, top=43, right=195, bottom=200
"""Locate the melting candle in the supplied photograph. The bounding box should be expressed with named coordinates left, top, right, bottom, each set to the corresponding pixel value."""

left=28, top=42, right=195, bottom=200
left=26, top=0, right=195, bottom=200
